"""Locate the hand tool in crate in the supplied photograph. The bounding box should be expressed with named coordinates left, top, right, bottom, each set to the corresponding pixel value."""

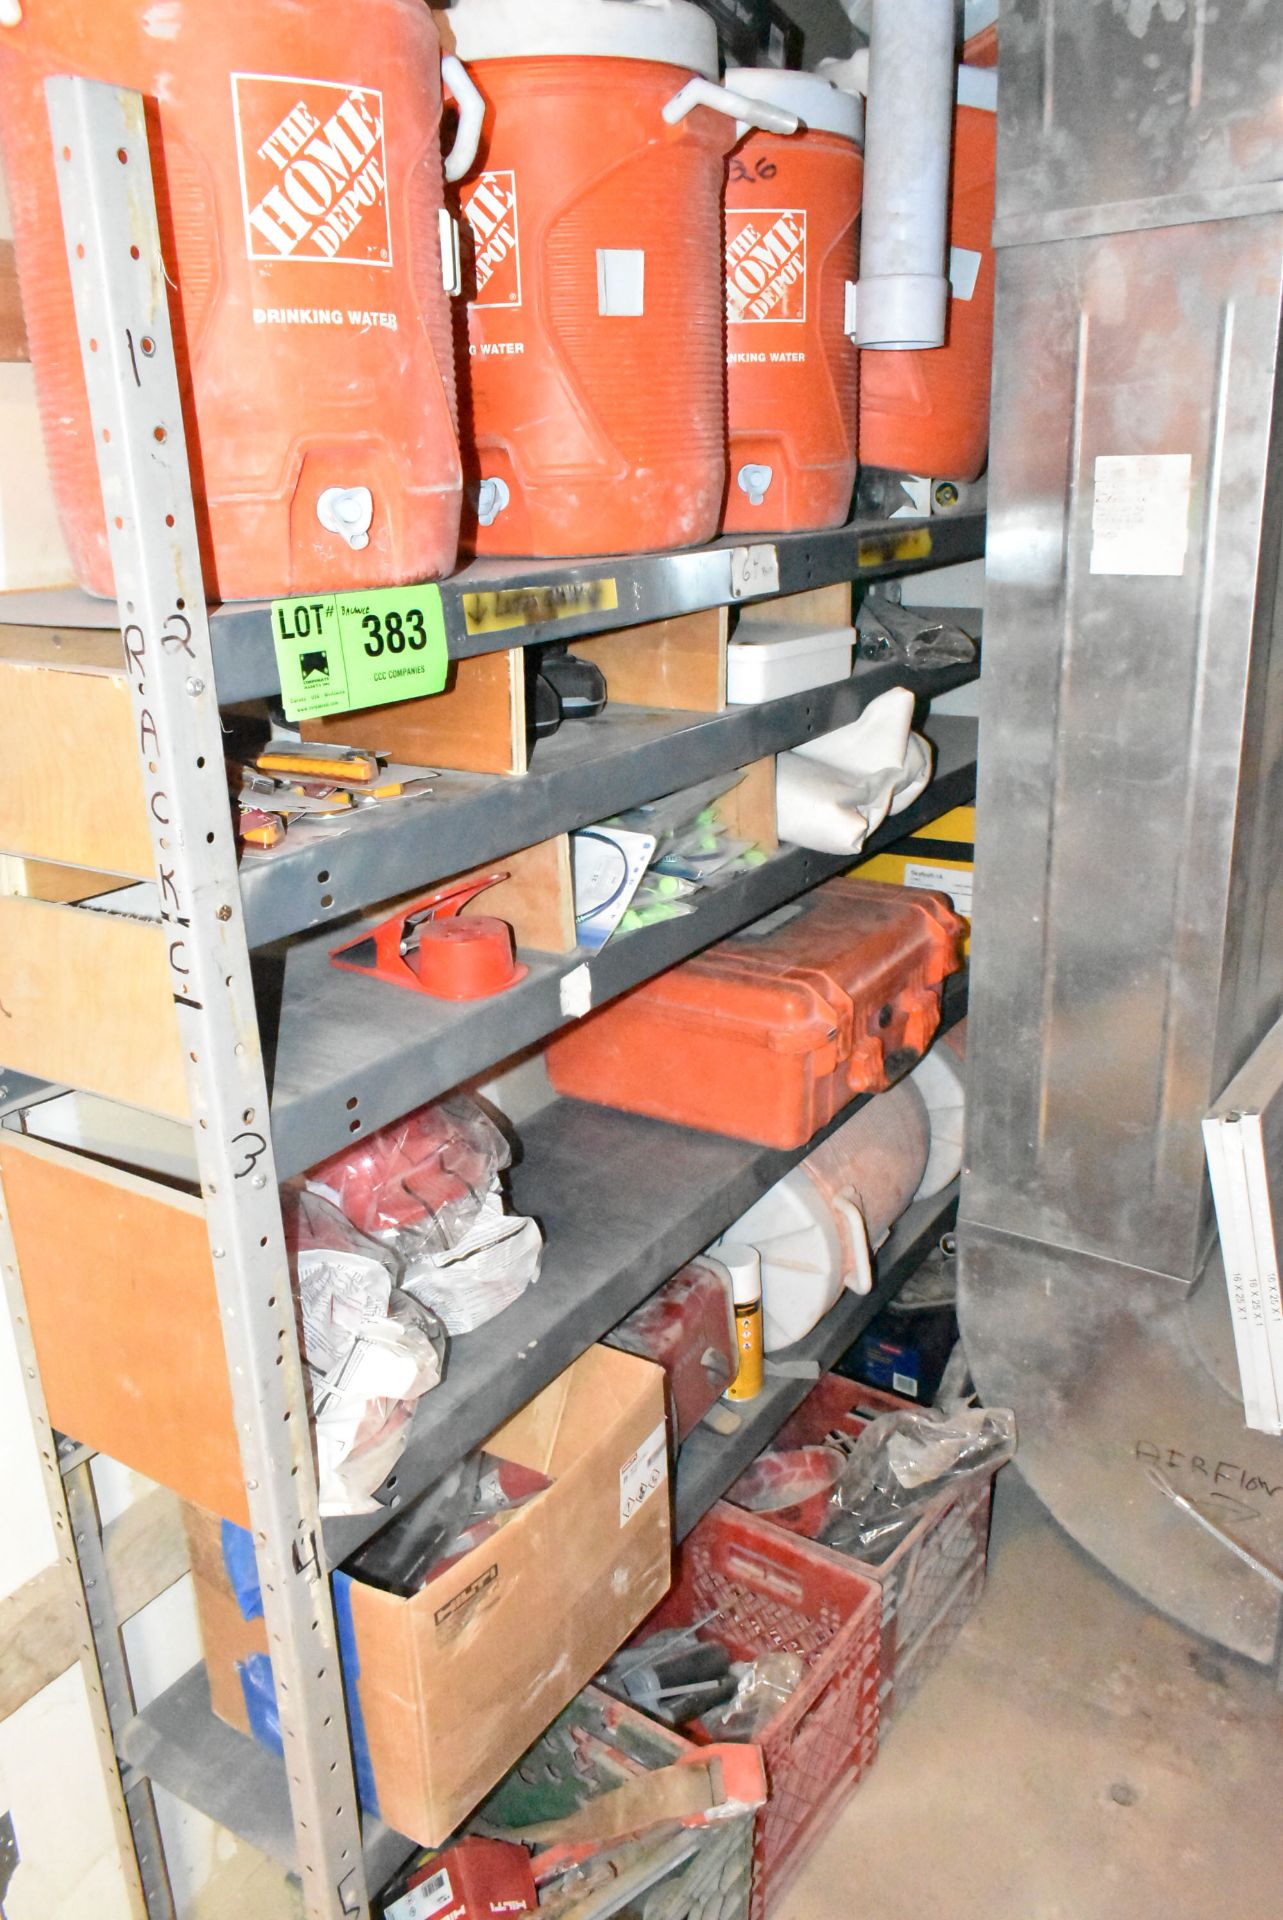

left=730, top=1377, right=1005, bottom=1721
left=455, top=1685, right=762, bottom=1920
left=545, top=878, right=965, bottom=1150
left=610, top=1504, right=882, bottom=1920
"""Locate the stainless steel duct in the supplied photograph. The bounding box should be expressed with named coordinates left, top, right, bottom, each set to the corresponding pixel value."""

left=957, top=1, right=1283, bottom=1664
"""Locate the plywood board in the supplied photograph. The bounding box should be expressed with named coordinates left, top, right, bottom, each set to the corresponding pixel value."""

left=714, top=757, right=779, bottom=852
left=0, top=1134, right=245, bottom=1523
left=0, top=659, right=151, bottom=875
left=0, top=1484, right=191, bottom=1720
left=0, top=896, right=187, bottom=1119
left=736, top=582, right=851, bottom=632
left=0, top=238, right=27, bottom=363
left=0, top=1563, right=77, bottom=1723
left=574, top=607, right=728, bottom=713
left=0, top=859, right=131, bottom=902
left=448, top=836, right=575, bottom=955
left=301, top=648, right=527, bottom=775
left=0, top=624, right=125, bottom=671
left=104, top=1487, right=188, bottom=1625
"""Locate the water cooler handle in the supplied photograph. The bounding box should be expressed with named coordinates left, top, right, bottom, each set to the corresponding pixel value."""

left=441, top=54, right=486, bottom=182
left=833, top=1193, right=874, bottom=1297
left=661, top=78, right=799, bottom=140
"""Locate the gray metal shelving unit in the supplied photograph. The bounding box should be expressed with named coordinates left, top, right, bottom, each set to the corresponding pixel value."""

left=240, top=655, right=977, bottom=946
left=118, top=1173, right=964, bottom=1890
left=2, top=73, right=984, bottom=1920
left=266, top=715, right=975, bottom=1178
left=3, top=512, right=983, bottom=707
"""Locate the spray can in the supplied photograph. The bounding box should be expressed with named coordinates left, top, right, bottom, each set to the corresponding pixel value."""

left=720, top=1242, right=765, bottom=1402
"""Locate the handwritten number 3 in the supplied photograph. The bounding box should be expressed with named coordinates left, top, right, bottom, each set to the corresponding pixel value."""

left=231, top=1130, right=268, bottom=1178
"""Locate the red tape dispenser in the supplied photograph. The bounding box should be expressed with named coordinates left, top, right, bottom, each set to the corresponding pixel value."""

left=329, top=873, right=528, bottom=1001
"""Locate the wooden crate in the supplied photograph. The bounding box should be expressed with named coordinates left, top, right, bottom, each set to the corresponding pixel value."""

left=0, top=1131, right=247, bottom=1522
left=0, top=626, right=149, bottom=878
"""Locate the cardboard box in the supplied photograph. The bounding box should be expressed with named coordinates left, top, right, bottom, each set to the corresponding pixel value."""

left=184, top=1345, right=672, bottom=1844
left=852, top=804, right=975, bottom=955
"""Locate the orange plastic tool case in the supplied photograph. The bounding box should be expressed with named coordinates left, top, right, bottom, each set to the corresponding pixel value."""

left=546, top=878, right=965, bottom=1149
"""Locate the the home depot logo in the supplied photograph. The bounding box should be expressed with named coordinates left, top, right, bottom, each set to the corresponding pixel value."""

left=232, top=73, right=391, bottom=266
left=726, top=209, right=807, bottom=323
left=460, top=169, right=521, bottom=307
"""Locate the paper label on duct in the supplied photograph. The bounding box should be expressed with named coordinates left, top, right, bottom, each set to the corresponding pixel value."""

left=461, top=169, right=522, bottom=307
left=726, top=209, right=808, bottom=324
left=619, top=1421, right=668, bottom=1526
left=903, top=861, right=974, bottom=916
left=1090, top=453, right=1192, bottom=576
left=232, top=74, right=391, bottom=267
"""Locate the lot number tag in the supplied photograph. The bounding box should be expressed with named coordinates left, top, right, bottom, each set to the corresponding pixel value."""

left=271, top=584, right=448, bottom=721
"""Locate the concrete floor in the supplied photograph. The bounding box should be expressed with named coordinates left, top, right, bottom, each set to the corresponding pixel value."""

left=780, top=1469, right=1283, bottom=1920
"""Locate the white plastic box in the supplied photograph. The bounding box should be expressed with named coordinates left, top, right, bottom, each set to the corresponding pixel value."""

left=726, top=620, right=855, bottom=704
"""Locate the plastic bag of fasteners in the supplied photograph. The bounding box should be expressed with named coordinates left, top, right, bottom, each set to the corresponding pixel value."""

left=283, top=1189, right=446, bottom=1515
left=307, top=1095, right=510, bottom=1257
left=821, top=1405, right=1016, bottom=1564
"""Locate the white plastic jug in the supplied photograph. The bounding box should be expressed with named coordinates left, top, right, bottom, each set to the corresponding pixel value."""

left=910, top=1016, right=967, bottom=1199
left=716, top=1077, right=930, bottom=1350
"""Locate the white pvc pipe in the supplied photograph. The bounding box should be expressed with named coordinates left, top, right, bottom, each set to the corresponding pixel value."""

left=853, top=0, right=955, bottom=351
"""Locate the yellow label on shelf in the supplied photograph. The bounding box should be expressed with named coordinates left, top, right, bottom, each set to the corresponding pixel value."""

left=857, top=527, right=933, bottom=569
left=461, top=577, right=620, bottom=635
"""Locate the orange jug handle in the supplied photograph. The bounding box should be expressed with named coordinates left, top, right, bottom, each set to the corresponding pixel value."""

left=661, top=77, right=799, bottom=139
left=441, top=53, right=485, bottom=182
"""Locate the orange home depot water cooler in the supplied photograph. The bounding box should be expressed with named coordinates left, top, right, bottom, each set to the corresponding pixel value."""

left=721, top=70, right=863, bottom=535
left=0, top=0, right=478, bottom=598
left=443, top=0, right=797, bottom=559
left=858, top=66, right=997, bottom=484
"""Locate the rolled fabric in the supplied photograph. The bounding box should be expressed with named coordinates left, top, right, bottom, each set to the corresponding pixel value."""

left=776, top=750, right=872, bottom=854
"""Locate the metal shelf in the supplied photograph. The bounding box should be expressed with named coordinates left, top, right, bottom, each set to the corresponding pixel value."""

left=266, top=717, right=977, bottom=1180
left=240, top=652, right=978, bottom=948
left=1, top=513, right=984, bottom=704
left=673, top=1180, right=961, bottom=1539
left=21, top=77, right=986, bottom=1920
left=321, top=972, right=968, bottom=1564
left=121, top=1173, right=962, bottom=1880
left=118, top=1666, right=417, bottom=1892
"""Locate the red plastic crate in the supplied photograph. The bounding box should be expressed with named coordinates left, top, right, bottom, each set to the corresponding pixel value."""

left=629, top=1503, right=881, bottom=1920
left=880, top=1558, right=988, bottom=1722
left=738, top=1376, right=993, bottom=1717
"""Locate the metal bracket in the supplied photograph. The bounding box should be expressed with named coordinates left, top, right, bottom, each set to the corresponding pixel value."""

left=45, top=75, right=369, bottom=1918
left=65, top=1462, right=177, bottom=1918
left=0, top=1171, right=151, bottom=1919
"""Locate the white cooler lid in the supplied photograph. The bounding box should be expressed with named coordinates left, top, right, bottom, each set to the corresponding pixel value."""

left=446, top=0, right=718, bottom=75
left=724, top=67, right=864, bottom=143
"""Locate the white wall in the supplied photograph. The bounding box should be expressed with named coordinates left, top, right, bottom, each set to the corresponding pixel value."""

left=0, top=157, right=77, bottom=591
